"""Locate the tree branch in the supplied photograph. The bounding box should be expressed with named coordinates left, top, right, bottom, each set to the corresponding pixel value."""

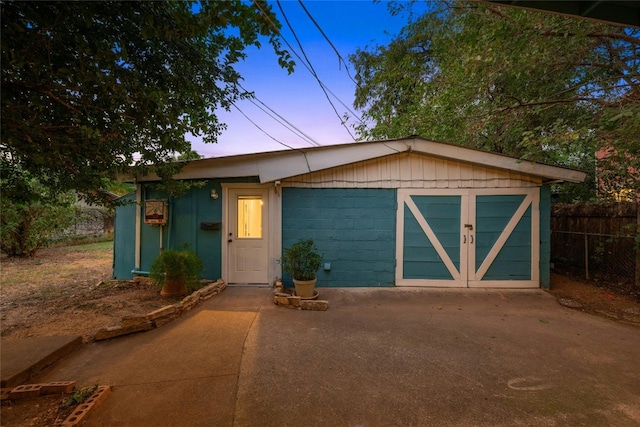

left=589, top=32, right=640, bottom=46
left=540, top=30, right=640, bottom=46
left=496, top=96, right=614, bottom=113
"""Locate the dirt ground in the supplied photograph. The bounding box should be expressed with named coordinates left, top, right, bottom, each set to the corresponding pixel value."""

left=1, top=243, right=639, bottom=344
left=0, top=242, right=186, bottom=427
left=1, top=242, right=639, bottom=426
left=0, top=242, right=175, bottom=343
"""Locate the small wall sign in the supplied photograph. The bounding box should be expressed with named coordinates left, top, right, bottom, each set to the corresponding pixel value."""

left=144, top=199, right=168, bottom=225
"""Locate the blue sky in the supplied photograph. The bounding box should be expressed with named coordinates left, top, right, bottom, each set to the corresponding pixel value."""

left=190, top=0, right=421, bottom=158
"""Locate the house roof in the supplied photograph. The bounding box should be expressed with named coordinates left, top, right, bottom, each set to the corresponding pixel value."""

left=132, top=137, right=586, bottom=184
left=486, top=1, right=640, bottom=28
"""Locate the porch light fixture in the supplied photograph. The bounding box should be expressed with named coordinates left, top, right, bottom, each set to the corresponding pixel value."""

left=210, top=189, right=219, bottom=199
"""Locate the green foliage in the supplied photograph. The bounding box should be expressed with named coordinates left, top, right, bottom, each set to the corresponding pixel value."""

left=1, top=1, right=294, bottom=203
left=103, top=180, right=136, bottom=197
left=0, top=171, right=76, bottom=257
left=280, top=239, right=323, bottom=281
left=149, top=248, right=204, bottom=291
left=350, top=1, right=639, bottom=201
left=62, top=385, right=98, bottom=410
left=176, top=150, right=203, bottom=161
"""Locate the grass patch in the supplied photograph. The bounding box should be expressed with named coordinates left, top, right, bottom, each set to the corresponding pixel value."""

left=1, top=242, right=113, bottom=290
left=59, top=240, right=113, bottom=253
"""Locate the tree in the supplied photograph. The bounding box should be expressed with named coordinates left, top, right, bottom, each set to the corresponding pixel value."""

left=0, top=169, right=76, bottom=257
left=350, top=1, right=639, bottom=201
left=1, top=1, right=293, bottom=203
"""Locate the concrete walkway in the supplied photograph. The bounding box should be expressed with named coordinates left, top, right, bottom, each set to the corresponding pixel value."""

left=31, top=286, right=640, bottom=426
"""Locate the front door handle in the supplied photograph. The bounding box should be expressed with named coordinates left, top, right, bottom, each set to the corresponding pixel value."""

left=228, top=239, right=233, bottom=243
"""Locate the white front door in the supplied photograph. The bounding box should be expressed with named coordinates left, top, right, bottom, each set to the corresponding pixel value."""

left=227, top=187, right=269, bottom=284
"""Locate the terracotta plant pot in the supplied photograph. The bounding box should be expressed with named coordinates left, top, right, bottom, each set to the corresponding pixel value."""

left=161, top=275, right=188, bottom=298
left=293, top=278, right=317, bottom=298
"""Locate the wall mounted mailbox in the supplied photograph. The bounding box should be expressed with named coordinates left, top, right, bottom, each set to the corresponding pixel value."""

left=200, top=222, right=221, bottom=230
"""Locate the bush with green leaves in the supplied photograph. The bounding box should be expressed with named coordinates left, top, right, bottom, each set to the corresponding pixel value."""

left=149, top=248, right=204, bottom=291
left=0, top=175, right=76, bottom=257
left=280, top=239, right=323, bottom=281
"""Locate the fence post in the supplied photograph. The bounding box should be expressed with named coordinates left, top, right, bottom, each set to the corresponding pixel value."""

left=584, top=232, right=589, bottom=280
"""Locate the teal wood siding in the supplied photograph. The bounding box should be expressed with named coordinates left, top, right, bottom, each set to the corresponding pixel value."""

left=139, top=181, right=237, bottom=280
left=138, top=184, right=223, bottom=280
left=539, top=185, right=551, bottom=289
left=403, top=196, right=460, bottom=279
left=476, top=195, right=531, bottom=280
left=113, top=193, right=136, bottom=279
left=282, top=188, right=396, bottom=287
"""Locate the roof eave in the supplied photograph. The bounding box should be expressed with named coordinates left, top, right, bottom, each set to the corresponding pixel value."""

left=123, top=137, right=586, bottom=184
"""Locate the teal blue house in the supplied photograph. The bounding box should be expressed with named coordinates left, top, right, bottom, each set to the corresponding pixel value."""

left=113, top=137, right=585, bottom=289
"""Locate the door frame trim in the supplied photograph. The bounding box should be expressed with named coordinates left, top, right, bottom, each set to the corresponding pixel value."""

left=221, top=183, right=281, bottom=285
left=396, top=189, right=469, bottom=287
left=396, top=187, right=540, bottom=288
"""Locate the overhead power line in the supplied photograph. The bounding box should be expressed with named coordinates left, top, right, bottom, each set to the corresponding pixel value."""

left=253, top=0, right=363, bottom=140
left=296, top=1, right=363, bottom=123
left=297, top=0, right=360, bottom=90
left=276, top=0, right=356, bottom=141
left=238, top=83, right=321, bottom=146
left=231, top=104, right=296, bottom=150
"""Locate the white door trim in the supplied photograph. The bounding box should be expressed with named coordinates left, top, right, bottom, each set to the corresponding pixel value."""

left=396, top=189, right=468, bottom=287
left=221, top=183, right=280, bottom=285
left=467, top=187, right=539, bottom=288
left=397, top=187, right=540, bottom=288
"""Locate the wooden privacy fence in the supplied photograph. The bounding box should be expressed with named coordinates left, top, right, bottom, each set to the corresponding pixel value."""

left=551, top=203, right=640, bottom=289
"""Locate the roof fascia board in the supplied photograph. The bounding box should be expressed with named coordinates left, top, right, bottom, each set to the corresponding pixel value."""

left=132, top=155, right=263, bottom=182
left=127, top=137, right=585, bottom=184
left=409, top=139, right=587, bottom=183
left=258, top=141, right=407, bottom=182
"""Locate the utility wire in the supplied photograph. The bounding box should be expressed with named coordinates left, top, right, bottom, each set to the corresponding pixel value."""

left=251, top=0, right=362, bottom=139
left=246, top=97, right=319, bottom=146
left=297, top=0, right=360, bottom=89
left=238, top=83, right=321, bottom=146
left=276, top=0, right=356, bottom=141
left=233, top=102, right=313, bottom=174
left=296, top=0, right=363, bottom=123
left=232, top=104, right=295, bottom=150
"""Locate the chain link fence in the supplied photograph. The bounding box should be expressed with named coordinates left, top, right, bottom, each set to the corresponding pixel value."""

left=551, top=230, right=638, bottom=291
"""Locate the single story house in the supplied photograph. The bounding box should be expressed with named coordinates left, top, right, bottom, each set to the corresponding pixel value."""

left=113, top=137, right=586, bottom=289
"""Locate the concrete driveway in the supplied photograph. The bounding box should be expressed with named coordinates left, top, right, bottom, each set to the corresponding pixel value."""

left=36, top=286, right=640, bottom=426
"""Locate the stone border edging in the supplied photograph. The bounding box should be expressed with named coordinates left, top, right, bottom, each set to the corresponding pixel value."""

left=61, top=385, right=111, bottom=426
left=1, top=381, right=76, bottom=400
left=0, top=381, right=111, bottom=427
left=94, top=279, right=227, bottom=341
left=272, top=281, right=329, bottom=311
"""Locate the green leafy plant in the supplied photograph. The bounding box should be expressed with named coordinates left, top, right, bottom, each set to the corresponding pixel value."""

left=149, top=248, right=204, bottom=291
left=280, top=239, right=323, bottom=281
left=61, top=385, right=98, bottom=409
left=0, top=173, right=76, bottom=257
left=2, top=1, right=294, bottom=202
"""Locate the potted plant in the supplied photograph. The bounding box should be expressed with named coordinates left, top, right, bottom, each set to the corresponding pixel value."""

left=149, top=248, right=204, bottom=298
left=280, top=238, right=323, bottom=298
